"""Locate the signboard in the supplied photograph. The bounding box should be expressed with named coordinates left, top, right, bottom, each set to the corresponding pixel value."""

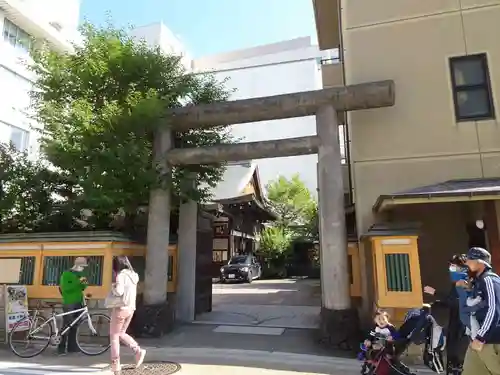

left=0, top=259, right=21, bottom=284
left=4, top=285, right=29, bottom=332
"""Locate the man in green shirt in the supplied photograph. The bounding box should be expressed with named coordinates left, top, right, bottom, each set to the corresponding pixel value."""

left=58, top=257, right=88, bottom=355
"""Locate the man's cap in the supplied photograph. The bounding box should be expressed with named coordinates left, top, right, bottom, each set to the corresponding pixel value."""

left=74, top=257, right=88, bottom=267
left=466, top=247, right=492, bottom=268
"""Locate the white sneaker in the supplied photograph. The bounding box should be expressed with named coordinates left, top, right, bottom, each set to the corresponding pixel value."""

left=135, top=349, right=146, bottom=368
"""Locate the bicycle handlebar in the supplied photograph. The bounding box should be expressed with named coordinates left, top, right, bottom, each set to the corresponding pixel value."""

left=36, top=293, right=93, bottom=310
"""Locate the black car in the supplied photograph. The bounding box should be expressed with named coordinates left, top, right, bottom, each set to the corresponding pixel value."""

left=220, top=255, right=262, bottom=283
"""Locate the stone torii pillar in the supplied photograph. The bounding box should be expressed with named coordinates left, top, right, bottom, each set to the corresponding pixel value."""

left=144, top=80, right=395, bottom=344
left=316, top=105, right=353, bottom=346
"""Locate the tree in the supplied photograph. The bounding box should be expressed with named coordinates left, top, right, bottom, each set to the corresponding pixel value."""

left=259, top=226, right=292, bottom=260
left=299, top=203, right=319, bottom=242
left=0, top=143, right=73, bottom=233
left=266, top=174, right=318, bottom=240
left=29, top=22, right=233, bottom=227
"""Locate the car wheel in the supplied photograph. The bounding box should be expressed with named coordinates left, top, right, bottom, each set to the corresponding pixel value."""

left=246, top=271, right=253, bottom=283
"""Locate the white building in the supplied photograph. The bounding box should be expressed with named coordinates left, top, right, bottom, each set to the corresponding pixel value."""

left=130, top=22, right=191, bottom=69
left=0, top=11, right=341, bottom=197
left=130, top=27, right=341, bottom=194
left=0, top=0, right=78, bottom=157
left=192, top=37, right=338, bottom=194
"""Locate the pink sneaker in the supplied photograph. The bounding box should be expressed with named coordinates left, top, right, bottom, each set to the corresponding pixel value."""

left=135, top=349, right=146, bottom=368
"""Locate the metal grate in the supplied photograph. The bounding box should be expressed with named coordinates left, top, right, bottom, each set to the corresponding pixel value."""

left=129, top=256, right=145, bottom=281
left=385, top=254, right=412, bottom=292
left=42, top=256, right=104, bottom=286
left=1, top=257, right=35, bottom=285
left=117, top=255, right=174, bottom=282
left=121, top=362, right=181, bottom=375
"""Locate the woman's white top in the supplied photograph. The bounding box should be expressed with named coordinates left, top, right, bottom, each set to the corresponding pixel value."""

left=111, top=269, right=139, bottom=310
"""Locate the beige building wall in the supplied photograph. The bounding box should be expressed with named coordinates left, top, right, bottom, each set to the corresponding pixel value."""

left=341, top=1, right=500, bottom=236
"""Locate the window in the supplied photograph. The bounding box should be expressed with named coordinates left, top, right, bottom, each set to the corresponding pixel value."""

left=128, top=256, right=146, bottom=281
left=385, top=254, right=412, bottom=292
left=2, top=18, right=32, bottom=53
left=450, top=54, right=495, bottom=121
left=0, top=67, right=34, bottom=113
left=9, top=125, right=30, bottom=152
left=115, top=255, right=174, bottom=282
left=42, top=256, right=104, bottom=286
left=213, top=250, right=228, bottom=262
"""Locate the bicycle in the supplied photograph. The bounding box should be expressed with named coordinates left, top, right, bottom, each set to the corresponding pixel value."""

left=8, top=294, right=111, bottom=358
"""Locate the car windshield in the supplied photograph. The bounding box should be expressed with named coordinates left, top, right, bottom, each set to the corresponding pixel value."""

left=229, top=256, right=248, bottom=265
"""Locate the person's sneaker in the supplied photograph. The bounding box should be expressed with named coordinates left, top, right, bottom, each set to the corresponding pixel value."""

left=57, top=351, right=67, bottom=356
left=135, top=349, right=146, bottom=368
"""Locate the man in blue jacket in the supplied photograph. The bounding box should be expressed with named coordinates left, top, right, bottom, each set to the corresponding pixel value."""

left=463, top=247, right=500, bottom=375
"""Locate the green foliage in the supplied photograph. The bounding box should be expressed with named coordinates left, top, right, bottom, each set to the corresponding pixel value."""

left=0, top=143, right=71, bottom=233
left=257, top=174, right=318, bottom=269
left=265, top=174, right=318, bottom=240
left=29, top=22, right=233, bottom=223
left=299, top=203, right=319, bottom=242
left=259, top=226, right=292, bottom=260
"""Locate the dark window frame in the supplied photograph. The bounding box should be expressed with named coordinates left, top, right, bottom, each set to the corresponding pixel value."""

left=449, top=53, right=495, bottom=122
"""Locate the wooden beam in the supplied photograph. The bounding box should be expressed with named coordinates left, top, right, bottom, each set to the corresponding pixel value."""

left=167, top=136, right=319, bottom=165
left=170, top=80, right=395, bottom=131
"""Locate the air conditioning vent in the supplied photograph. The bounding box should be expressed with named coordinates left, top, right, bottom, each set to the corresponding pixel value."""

left=49, top=22, right=62, bottom=31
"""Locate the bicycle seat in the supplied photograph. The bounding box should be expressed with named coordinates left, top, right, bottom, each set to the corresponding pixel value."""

left=43, top=302, right=60, bottom=308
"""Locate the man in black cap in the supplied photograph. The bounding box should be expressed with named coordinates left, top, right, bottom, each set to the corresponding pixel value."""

left=462, top=247, right=500, bottom=375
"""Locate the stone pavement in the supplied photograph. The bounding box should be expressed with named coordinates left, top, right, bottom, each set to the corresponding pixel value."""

left=0, top=346, right=366, bottom=375
left=212, top=279, right=321, bottom=306
left=137, top=324, right=336, bottom=357
left=0, top=345, right=435, bottom=375
left=199, top=279, right=321, bottom=329
left=195, top=304, right=320, bottom=329
left=0, top=320, right=435, bottom=375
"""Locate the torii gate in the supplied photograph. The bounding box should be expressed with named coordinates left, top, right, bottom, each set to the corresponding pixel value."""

left=143, top=80, right=395, bottom=346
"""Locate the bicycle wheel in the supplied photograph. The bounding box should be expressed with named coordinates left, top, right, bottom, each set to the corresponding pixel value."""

left=76, top=313, right=111, bottom=356
left=9, top=315, right=52, bottom=358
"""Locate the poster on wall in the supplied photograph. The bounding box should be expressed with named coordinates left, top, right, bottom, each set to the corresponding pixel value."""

left=4, top=285, right=29, bottom=332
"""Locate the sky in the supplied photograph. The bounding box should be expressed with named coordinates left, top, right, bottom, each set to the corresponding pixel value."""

left=79, top=0, right=317, bottom=58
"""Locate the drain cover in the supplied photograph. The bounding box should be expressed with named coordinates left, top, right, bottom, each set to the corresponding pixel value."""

left=121, top=362, right=182, bottom=375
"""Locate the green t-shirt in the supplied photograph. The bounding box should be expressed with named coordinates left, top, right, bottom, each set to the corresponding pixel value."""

left=59, top=270, right=87, bottom=305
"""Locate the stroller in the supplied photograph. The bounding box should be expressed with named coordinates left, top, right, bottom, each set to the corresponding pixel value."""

left=358, top=304, right=446, bottom=375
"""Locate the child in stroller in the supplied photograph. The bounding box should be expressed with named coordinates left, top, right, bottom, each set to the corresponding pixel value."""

left=358, top=304, right=446, bottom=375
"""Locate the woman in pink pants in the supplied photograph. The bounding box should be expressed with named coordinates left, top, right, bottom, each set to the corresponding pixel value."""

left=109, top=256, right=146, bottom=374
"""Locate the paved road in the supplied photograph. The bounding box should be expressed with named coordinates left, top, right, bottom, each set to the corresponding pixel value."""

left=0, top=361, right=105, bottom=375
left=0, top=347, right=434, bottom=375
left=213, top=278, right=321, bottom=306
left=0, top=347, right=371, bottom=375
left=0, top=349, right=434, bottom=375
left=196, top=279, right=321, bottom=329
